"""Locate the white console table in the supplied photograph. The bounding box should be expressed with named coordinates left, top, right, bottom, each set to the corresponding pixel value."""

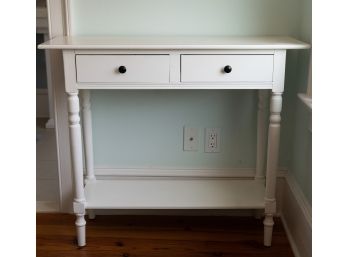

left=39, top=36, right=309, bottom=247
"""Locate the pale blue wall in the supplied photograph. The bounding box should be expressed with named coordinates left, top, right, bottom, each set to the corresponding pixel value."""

left=70, top=0, right=311, bottom=202
left=92, top=90, right=257, bottom=169
left=290, top=0, right=312, bottom=204
left=71, top=0, right=300, bottom=36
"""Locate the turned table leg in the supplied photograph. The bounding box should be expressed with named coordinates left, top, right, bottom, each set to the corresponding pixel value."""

left=81, top=90, right=96, bottom=183
left=81, top=90, right=96, bottom=220
left=263, top=92, right=283, bottom=247
left=68, top=92, right=86, bottom=247
left=255, top=90, right=269, bottom=180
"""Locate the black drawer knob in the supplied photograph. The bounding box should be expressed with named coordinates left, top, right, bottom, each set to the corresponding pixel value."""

left=118, top=66, right=127, bottom=74
left=224, top=65, right=232, bottom=73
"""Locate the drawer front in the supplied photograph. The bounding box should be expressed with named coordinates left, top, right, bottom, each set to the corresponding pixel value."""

left=76, top=55, right=170, bottom=83
left=181, top=55, right=274, bottom=83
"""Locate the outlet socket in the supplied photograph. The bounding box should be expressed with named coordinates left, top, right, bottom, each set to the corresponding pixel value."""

left=205, top=128, right=221, bottom=153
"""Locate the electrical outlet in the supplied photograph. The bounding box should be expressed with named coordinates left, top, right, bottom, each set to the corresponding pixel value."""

left=205, top=128, right=221, bottom=153
left=183, top=127, right=199, bottom=151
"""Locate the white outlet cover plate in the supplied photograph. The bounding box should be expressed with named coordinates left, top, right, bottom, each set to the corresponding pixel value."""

left=183, top=127, right=199, bottom=151
left=205, top=128, right=221, bottom=153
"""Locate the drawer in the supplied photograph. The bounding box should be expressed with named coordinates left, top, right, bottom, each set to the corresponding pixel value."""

left=76, top=55, right=170, bottom=83
left=181, top=55, right=274, bottom=83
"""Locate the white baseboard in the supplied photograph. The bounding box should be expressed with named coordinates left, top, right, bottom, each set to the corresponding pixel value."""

left=280, top=173, right=312, bottom=257
left=36, top=201, right=59, bottom=213
left=94, top=167, right=288, bottom=178
left=94, top=209, right=259, bottom=216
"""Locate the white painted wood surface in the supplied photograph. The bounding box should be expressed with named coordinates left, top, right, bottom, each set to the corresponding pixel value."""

left=38, top=36, right=310, bottom=50
left=281, top=173, right=312, bottom=257
left=262, top=50, right=287, bottom=247
left=62, top=50, right=76, bottom=93
left=76, top=83, right=273, bottom=90
left=36, top=201, right=60, bottom=213
left=264, top=92, right=283, bottom=246
left=57, top=49, right=285, bottom=90
left=81, top=90, right=96, bottom=183
left=272, top=50, right=287, bottom=93
left=36, top=125, right=59, bottom=211
left=40, top=34, right=309, bottom=247
left=181, top=55, right=273, bottom=83
left=76, top=55, right=170, bottom=83
left=84, top=179, right=265, bottom=209
left=67, top=92, right=86, bottom=247
left=37, top=6, right=55, bottom=128
left=93, top=167, right=288, bottom=178
left=60, top=49, right=281, bottom=90
left=43, top=34, right=55, bottom=128
left=45, top=0, right=73, bottom=213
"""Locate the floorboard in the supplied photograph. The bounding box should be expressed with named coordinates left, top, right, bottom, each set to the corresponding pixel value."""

left=37, top=214, right=294, bottom=257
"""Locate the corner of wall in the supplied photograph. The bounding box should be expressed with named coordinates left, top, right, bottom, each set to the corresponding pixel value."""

left=280, top=172, right=312, bottom=257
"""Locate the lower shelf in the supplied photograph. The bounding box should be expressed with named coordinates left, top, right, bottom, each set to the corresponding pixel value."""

left=84, top=178, right=265, bottom=209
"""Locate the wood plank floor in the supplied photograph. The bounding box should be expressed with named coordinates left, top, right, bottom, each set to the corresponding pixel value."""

left=37, top=214, right=294, bottom=257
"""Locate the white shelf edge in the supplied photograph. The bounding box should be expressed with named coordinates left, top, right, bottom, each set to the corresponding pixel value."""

left=38, top=36, right=311, bottom=50
left=84, top=178, right=266, bottom=210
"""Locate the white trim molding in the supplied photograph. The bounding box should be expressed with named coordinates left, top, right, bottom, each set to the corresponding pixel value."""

left=46, top=0, right=71, bottom=212
left=37, top=5, right=55, bottom=128
left=280, top=173, right=312, bottom=257
left=36, top=201, right=60, bottom=213
left=93, top=167, right=289, bottom=179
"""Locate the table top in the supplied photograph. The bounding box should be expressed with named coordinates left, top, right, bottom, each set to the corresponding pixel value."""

left=39, top=36, right=310, bottom=50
